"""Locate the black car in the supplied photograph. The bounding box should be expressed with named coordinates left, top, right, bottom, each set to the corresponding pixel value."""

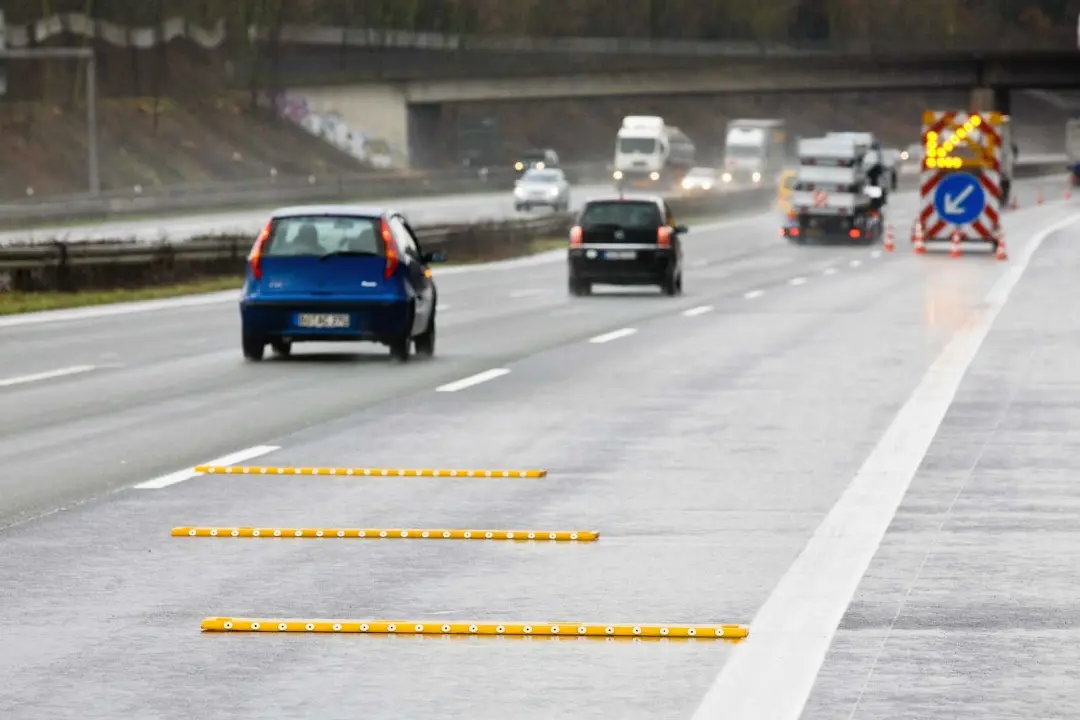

left=567, top=196, right=687, bottom=296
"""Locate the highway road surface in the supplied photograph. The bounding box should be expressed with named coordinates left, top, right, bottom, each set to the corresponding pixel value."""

left=1, top=176, right=1078, bottom=719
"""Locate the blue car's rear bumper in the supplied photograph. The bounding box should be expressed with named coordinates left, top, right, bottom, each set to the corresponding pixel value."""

left=240, top=296, right=410, bottom=343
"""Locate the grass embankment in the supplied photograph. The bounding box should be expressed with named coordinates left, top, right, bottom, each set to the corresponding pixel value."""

left=0, top=238, right=568, bottom=315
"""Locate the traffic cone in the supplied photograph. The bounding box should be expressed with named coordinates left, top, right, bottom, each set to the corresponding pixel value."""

left=913, top=221, right=926, bottom=254
left=884, top=223, right=895, bottom=252
left=1010, top=195, right=1018, bottom=210
left=949, top=229, right=962, bottom=257
left=994, top=229, right=1008, bottom=261
left=1037, top=186, right=1044, bottom=205
left=1065, top=178, right=1072, bottom=200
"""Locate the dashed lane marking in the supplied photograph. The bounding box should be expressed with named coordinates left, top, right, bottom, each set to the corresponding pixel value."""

left=589, top=328, right=637, bottom=344
left=175, top=527, right=595, bottom=541
left=0, top=365, right=98, bottom=388
left=435, top=368, right=510, bottom=392
left=849, top=259, right=862, bottom=267
left=690, top=211, right=1080, bottom=720
left=682, top=305, right=714, bottom=317
left=823, top=268, right=837, bottom=275
left=871, top=250, right=882, bottom=258
left=436, top=303, right=451, bottom=311
left=134, top=445, right=281, bottom=489
left=788, top=277, right=807, bottom=286
left=743, top=290, right=764, bottom=299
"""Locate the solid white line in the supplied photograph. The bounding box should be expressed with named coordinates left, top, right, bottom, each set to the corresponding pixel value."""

left=134, top=445, right=281, bottom=489
left=849, top=259, right=862, bottom=267
left=788, top=277, right=807, bottom=286
left=690, top=211, right=1080, bottom=720
left=435, top=368, right=510, bottom=392
left=682, top=305, right=714, bottom=317
left=588, top=328, right=637, bottom=344
left=744, top=290, right=764, bottom=299
left=508, top=289, right=543, bottom=298
left=823, top=267, right=837, bottom=275
left=0, top=365, right=97, bottom=388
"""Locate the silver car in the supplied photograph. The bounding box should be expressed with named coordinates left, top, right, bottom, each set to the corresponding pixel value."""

left=680, top=167, right=718, bottom=193
left=513, top=168, right=571, bottom=212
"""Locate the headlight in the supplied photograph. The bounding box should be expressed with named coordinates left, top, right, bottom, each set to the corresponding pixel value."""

left=547, top=187, right=559, bottom=197
left=536, top=162, right=545, bottom=169
left=722, top=172, right=732, bottom=182
left=752, top=172, right=761, bottom=182
left=649, top=172, right=659, bottom=181
left=900, top=151, right=909, bottom=160
left=702, top=183, right=712, bottom=190
left=613, top=170, right=623, bottom=180
left=514, top=162, right=524, bottom=171
left=513, top=187, right=525, bottom=197
left=681, top=180, right=692, bottom=189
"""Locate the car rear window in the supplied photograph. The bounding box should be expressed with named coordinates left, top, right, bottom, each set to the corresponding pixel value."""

left=263, top=215, right=384, bottom=256
left=580, top=201, right=663, bottom=228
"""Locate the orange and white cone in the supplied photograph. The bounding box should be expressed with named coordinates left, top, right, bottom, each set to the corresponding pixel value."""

left=949, top=229, right=962, bottom=257
left=884, top=223, right=895, bottom=252
left=1037, top=186, right=1044, bottom=205
left=913, top=221, right=926, bottom=254
left=994, top=228, right=1008, bottom=261
left=1065, top=178, right=1072, bottom=200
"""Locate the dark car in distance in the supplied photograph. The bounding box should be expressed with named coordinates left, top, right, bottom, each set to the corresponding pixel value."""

left=239, top=205, right=445, bottom=362
left=567, top=196, right=687, bottom=296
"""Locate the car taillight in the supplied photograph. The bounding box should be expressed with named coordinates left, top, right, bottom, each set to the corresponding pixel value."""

left=569, top=226, right=583, bottom=246
left=657, top=226, right=672, bottom=247
left=849, top=229, right=861, bottom=238
left=380, top=218, right=398, bottom=279
left=248, top=221, right=271, bottom=280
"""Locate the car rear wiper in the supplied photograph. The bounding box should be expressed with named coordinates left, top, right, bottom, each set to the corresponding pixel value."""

left=319, top=250, right=380, bottom=261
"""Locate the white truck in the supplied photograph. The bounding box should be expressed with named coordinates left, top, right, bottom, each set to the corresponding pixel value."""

left=1067, top=118, right=1080, bottom=184
left=722, top=119, right=786, bottom=185
left=612, top=116, right=696, bottom=191
left=825, top=131, right=897, bottom=195
left=786, top=135, right=884, bottom=245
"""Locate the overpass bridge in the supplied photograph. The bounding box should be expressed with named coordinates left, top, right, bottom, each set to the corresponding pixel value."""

left=292, top=50, right=1080, bottom=168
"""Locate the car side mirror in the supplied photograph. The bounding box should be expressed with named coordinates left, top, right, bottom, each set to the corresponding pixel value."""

left=675, top=225, right=689, bottom=234
left=422, top=250, right=447, bottom=263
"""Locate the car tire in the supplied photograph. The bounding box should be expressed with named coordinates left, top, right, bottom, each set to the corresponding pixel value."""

left=390, top=302, right=415, bottom=362
left=270, top=339, right=292, bottom=357
left=414, top=312, right=436, bottom=359
left=242, top=333, right=265, bottom=361
left=661, top=270, right=679, bottom=297
left=569, top=277, right=590, bottom=296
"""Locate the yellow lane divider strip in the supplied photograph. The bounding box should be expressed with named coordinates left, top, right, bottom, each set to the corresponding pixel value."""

left=201, top=617, right=748, bottom=639
left=172, top=527, right=598, bottom=541
left=194, top=466, right=547, bottom=478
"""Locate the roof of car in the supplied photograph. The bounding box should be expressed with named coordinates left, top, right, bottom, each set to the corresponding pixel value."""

left=584, top=194, right=663, bottom=205
left=270, top=204, right=397, bottom=219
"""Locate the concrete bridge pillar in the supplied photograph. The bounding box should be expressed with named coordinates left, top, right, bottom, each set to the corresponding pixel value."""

left=970, top=87, right=1010, bottom=114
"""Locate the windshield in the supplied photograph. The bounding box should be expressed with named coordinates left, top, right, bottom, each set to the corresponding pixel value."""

left=580, top=201, right=663, bottom=228
left=726, top=144, right=763, bottom=158
left=521, top=170, right=560, bottom=183
left=263, top=215, right=384, bottom=256
left=619, top=137, right=657, bottom=154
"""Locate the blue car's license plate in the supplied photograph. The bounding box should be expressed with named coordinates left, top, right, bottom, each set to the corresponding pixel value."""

left=296, top=313, right=350, bottom=329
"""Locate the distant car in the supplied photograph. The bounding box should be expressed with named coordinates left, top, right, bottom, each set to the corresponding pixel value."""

left=239, top=205, right=446, bottom=362
left=680, top=167, right=718, bottom=192
left=567, top=196, right=687, bottom=297
left=514, top=168, right=571, bottom=211
left=514, top=148, right=560, bottom=176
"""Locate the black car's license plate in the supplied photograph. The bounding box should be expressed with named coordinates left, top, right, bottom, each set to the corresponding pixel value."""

left=603, top=250, right=636, bottom=260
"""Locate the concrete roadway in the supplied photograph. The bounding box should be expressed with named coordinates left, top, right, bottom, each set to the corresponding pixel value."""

left=1, top=178, right=1078, bottom=719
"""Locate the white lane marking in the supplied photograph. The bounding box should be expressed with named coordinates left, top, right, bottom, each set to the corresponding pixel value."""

left=682, top=305, right=713, bottom=317
left=436, top=303, right=451, bottom=311
left=134, top=445, right=281, bottom=489
left=849, top=259, right=862, bottom=267
left=871, top=250, right=882, bottom=258
left=823, top=267, right=837, bottom=275
left=690, top=211, right=1080, bottom=720
left=508, top=289, right=543, bottom=298
left=588, top=328, right=637, bottom=344
left=0, top=365, right=97, bottom=388
left=788, top=277, right=807, bottom=286
left=435, top=368, right=510, bottom=392
left=744, top=290, right=764, bottom=299
left=0, top=290, right=241, bottom=328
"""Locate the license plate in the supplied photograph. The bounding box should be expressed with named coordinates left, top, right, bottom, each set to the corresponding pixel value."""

left=296, top=313, right=350, bottom=329
left=603, top=251, right=636, bottom=260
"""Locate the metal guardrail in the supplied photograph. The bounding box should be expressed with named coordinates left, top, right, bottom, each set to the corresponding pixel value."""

left=0, top=162, right=613, bottom=229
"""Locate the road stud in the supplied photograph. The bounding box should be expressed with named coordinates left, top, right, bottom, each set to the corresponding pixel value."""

left=201, top=617, right=749, bottom=639
left=172, top=527, right=598, bottom=541
left=194, top=466, right=547, bottom=478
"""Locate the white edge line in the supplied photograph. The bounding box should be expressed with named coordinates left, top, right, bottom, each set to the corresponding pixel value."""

left=133, top=445, right=281, bottom=489
left=0, top=365, right=97, bottom=388
left=435, top=368, right=510, bottom=392
left=690, top=211, right=1080, bottom=720
left=682, top=305, right=714, bottom=317
left=588, top=328, right=637, bottom=344
left=743, top=290, right=764, bottom=299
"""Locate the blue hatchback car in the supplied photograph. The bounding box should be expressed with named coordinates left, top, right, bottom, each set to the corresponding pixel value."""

left=239, top=205, right=446, bottom=362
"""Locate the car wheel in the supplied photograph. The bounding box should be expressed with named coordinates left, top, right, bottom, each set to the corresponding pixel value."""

left=414, top=312, right=436, bottom=359
left=661, top=271, right=678, bottom=297
left=389, top=334, right=411, bottom=362
left=242, top=333, right=265, bottom=361
left=675, top=272, right=683, bottom=295
left=569, top=277, right=590, bottom=296
left=270, top=339, right=292, bottom=357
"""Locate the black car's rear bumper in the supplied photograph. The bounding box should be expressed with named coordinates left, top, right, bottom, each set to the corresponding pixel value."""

left=568, top=245, right=676, bottom=284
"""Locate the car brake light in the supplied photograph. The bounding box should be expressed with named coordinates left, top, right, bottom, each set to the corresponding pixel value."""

left=849, top=229, right=861, bottom=238
left=249, top=221, right=271, bottom=280
left=570, top=226, right=583, bottom=246
left=657, top=226, right=672, bottom=247
left=380, top=218, right=398, bottom=279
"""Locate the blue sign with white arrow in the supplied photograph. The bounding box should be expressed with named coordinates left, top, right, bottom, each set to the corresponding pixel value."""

left=933, top=172, right=986, bottom=226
